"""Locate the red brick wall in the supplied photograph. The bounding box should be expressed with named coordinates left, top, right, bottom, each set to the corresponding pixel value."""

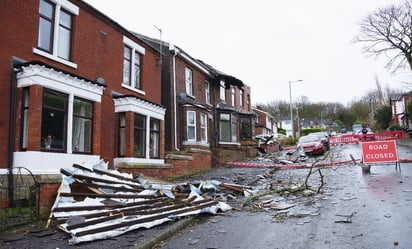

left=38, top=182, right=61, bottom=216
left=211, top=145, right=257, bottom=166
left=27, top=86, right=43, bottom=151
left=0, top=0, right=162, bottom=169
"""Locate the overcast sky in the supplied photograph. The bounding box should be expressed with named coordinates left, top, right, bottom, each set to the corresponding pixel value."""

left=85, top=0, right=410, bottom=106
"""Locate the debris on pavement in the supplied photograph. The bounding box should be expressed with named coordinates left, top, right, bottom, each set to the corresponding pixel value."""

left=50, top=161, right=234, bottom=245
left=334, top=212, right=356, bottom=223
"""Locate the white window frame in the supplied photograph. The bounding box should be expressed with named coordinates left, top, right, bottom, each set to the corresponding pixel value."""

left=33, top=0, right=79, bottom=69
left=200, top=113, right=207, bottom=142
left=122, top=36, right=146, bottom=95
left=205, top=80, right=210, bottom=105
left=220, top=80, right=226, bottom=102
left=185, top=67, right=193, bottom=96
left=187, top=111, right=196, bottom=141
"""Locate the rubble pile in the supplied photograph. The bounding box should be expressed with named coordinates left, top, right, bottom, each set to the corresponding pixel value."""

left=50, top=161, right=234, bottom=245
left=49, top=159, right=332, bottom=245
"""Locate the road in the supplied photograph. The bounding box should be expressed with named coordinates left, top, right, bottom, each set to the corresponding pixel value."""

left=157, top=143, right=412, bottom=249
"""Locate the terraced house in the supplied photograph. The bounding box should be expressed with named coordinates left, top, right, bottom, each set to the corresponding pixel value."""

left=0, top=0, right=255, bottom=216
left=135, top=33, right=256, bottom=169
left=0, top=0, right=167, bottom=214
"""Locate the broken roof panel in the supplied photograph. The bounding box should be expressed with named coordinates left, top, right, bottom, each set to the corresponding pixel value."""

left=50, top=161, right=232, bottom=245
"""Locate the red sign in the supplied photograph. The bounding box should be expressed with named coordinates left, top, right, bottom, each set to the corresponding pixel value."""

left=361, top=140, right=398, bottom=163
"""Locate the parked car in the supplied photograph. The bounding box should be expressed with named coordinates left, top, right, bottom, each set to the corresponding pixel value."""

left=352, top=124, right=363, bottom=134
left=308, top=132, right=330, bottom=150
left=297, top=135, right=325, bottom=156
left=272, top=133, right=287, bottom=140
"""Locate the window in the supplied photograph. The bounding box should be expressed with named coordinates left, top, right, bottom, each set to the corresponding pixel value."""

left=219, top=113, right=230, bottom=142
left=185, top=67, right=193, bottom=96
left=36, top=0, right=78, bottom=65
left=123, top=46, right=142, bottom=89
left=200, top=113, right=207, bottom=142
left=187, top=111, right=196, bottom=141
left=134, top=51, right=141, bottom=89
left=72, top=97, right=93, bottom=153
left=240, top=116, right=252, bottom=141
left=150, top=119, right=160, bottom=158
left=231, top=87, right=236, bottom=106
left=134, top=114, right=146, bottom=157
left=231, top=114, right=238, bottom=142
left=220, top=80, right=226, bottom=102
left=122, top=36, right=145, bottom=92
left=205, top=81, right=210, bottom=105
left=21, top=89, right=30, bottom=150
left=38, top=0, right=54, bottom=53
left=57, top=9, right=72, bottom=60
left=41, top=90, right=68, bottom=151
left=123, top=46, right=132, bottom=86
left=219, top=113, right=238, bottom=143
left=119, top=113, right=126, bottom=157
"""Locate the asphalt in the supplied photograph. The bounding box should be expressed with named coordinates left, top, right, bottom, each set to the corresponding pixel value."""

left=1, top=137, right=412, bottom=249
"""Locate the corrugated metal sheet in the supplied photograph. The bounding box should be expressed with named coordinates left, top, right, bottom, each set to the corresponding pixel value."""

left=50, top=161, right=232, bottom=245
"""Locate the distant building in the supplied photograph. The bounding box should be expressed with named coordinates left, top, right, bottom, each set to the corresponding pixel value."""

left=391, top=93, right=411, bottom=128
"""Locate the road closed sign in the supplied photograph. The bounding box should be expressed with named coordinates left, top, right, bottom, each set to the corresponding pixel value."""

left=361, top=140, right=398, bottom=164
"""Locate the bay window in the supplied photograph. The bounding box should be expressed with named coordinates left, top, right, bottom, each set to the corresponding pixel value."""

left=134, top=114, right=146, bottom=157
left=72, top=98, right=93, bottom=153
left=118, top=113, right=126, bottom=157
left=200, top=113, right=207, bottom=142
left=41, top=90, right=68, bottom=151
left=150, top=119, right=160, bottom=158
left=187, top=111, right=196, bottom=141
left=219, top=113, right=238, bottom=143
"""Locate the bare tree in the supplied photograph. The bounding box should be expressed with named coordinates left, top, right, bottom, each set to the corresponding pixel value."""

left=354, top=0, right=412, bottom=71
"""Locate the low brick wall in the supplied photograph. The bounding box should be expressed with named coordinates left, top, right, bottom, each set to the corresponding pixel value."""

left=0, top=173, right=61, bottom=218
left=117, top=148, right=212, bottom=179
left=36, top=174, right=62, bottom=217
left=212, top=144, right=257, bottom=166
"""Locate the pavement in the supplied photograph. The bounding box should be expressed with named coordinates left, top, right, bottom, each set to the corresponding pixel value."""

left=1, top=137, right=412, bottom=249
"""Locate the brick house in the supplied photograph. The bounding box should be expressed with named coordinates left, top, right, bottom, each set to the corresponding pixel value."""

left=134, top=34, right=256, bottom=167
left=1, top=0, right=167, bottom=213
left=252, top=107, right=276, bottom=136
left=390, top=93, right=411, bottom=128
left=1, top=0, right=257, bottom=215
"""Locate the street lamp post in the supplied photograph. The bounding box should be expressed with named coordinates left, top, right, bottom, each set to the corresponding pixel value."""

left=289, top=80, right=303, bottom=139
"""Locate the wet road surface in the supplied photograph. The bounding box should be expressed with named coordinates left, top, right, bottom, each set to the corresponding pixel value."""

left=158, top=144, right=412, bottom=249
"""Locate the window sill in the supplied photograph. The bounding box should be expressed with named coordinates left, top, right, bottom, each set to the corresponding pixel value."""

left=182, top=141, right=210, bottom=146
left=218, top=142, right=241, bottom=146
left=122, top=84, right=146, bottom=95
left=33, top=48, right=77, bottom=69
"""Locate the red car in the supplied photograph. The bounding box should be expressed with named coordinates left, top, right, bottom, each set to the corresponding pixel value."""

left=298, top=135, right=325, bottom=156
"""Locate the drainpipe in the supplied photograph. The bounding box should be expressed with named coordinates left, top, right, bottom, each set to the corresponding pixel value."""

left=172, top=46, right=179, bottom=151
left=8, top=63, right=20, bottom=201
